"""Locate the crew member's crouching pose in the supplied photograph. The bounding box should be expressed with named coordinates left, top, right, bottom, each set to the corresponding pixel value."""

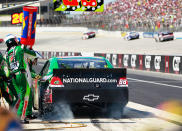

left=0, top=52, right=12, bottom=105
left=5, top=35, right=36, bottom=124
left=0, top=51, right=18, bottom=108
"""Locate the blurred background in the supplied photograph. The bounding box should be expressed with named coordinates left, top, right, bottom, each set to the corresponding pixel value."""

left=1, top=0, right=182, bottom=32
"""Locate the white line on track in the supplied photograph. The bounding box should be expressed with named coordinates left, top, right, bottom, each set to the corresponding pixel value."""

left=128, top=77, right=182, bottom=89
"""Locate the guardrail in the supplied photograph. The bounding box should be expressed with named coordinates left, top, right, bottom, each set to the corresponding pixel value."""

left=38, top=51, right=182, bottom=75
left=0, top=49, right=182, bottom=74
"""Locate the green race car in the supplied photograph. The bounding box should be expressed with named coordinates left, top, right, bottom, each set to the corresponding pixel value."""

left=33, top=56, right=128, bottom=117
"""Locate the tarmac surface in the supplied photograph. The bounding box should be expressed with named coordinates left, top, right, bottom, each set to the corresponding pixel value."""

left=1, top=30, right=182, bottom=55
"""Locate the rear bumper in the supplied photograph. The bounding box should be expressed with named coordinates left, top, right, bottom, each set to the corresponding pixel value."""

left=163, top=36, right=174, bottom=40
left=51, top=88, right=128, bottom=104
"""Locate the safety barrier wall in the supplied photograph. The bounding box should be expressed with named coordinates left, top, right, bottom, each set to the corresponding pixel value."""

left=143, top=32, right=157, bottom=38
left=0, top=49, right=181, bottom=74
left=38, top=51, right=182, bottom=74
left=1, top=27, right=182, bottom=38
left=142, top=32, right=182, bottom=39
left=0, top=27, right=88, bottom=32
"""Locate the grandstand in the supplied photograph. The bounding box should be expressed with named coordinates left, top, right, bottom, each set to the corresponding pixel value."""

left=75, top=0, right=182, bottom=31
left=1, top=0, right=182, bottom=31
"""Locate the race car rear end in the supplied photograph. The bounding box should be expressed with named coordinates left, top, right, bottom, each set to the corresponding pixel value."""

left=124, top=31, right=139, bottom=40
left=154, top=32, right=174, bottom=42
left=82, top=32, right=96, bottom=40
left=40, top=68, right=128, bottom=116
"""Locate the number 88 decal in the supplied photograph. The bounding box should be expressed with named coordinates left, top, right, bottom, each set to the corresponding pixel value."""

left=54, top=0, right=104, bottom=12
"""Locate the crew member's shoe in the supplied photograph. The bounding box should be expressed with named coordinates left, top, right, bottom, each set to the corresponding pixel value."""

left=26, top=114, right=37, bottom=120
left=21, top=118, right=29, bottom=124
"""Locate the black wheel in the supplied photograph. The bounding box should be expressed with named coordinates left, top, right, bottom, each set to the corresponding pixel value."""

left=39, top=85, right=53, bottom=118
left=39, top=86, right=45, bottom=116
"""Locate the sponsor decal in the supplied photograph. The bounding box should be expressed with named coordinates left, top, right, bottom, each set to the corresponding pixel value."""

left=62, top=78, right=117, bottom=83
left=68, top=52, right=74, bottom=56
left=145, top=55, right=151, bottom=70
left=83, top=94, right=99, bottom=102
left=50, top=77, right=64, bottom=87
left=112, top=54, right=117, bottom=67
left=173, top=57, right=181, bottom=72
left=154, top=56, right=161, bottom=71
left=11, top=12, right=23, bottom=25
left=117, top=78, right=128, bottom=87
left=54, top=0, right=104, bottom=12
left=123, top=55, right=129, bottom=67
left=131, top=55, right=136, bottom=68
left=106, top=54, right=111, bottom=62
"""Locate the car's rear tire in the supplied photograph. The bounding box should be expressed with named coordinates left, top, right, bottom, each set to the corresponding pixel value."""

left=39, top=86, right=45, bottom=116
left=39, top=86, right=54, bottom=118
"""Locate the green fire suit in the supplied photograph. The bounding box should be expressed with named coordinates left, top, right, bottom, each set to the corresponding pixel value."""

left=0, top=52, right=12, bottom=105
left=0, top=52, right=18, bottom=107
left=25, top=60, right=37, bottom=116
left=6, top=45, right=36, bottom=119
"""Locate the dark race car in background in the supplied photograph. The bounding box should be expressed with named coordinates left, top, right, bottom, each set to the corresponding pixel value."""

left=33, top=56, right=128, bottom=118
left=82, top=32, right=96, bottom=40
left=124, top=31, right=139, bottom=40
left=154, top=32, right=174, bottom=42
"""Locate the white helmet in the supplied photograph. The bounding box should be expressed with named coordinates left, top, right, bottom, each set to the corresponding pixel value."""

left=4, top=34, right=18, bottom=49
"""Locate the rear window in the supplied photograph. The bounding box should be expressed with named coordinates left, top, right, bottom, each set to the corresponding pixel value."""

left=162, top=32, right=173, bottom=35
left=57, top=59, right=107, bottom=69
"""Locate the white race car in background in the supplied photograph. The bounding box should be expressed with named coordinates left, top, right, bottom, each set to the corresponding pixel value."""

left=82, top=32, right=96, bottom=40
left=124, top=31, right=140, bottom=40
left=154, top=32, right=174, bottom=42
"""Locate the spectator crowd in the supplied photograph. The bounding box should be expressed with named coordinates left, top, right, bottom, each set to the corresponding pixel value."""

left=75, top=0, right=182, bottom=31
left=1, top=0, right=182, bottom=32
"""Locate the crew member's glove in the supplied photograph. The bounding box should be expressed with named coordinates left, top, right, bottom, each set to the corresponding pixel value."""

left=35, top=75, right=41, bottom=79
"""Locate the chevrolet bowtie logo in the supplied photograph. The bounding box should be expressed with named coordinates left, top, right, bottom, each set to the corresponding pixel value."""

left=83, top=94, right=99, bottom=102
